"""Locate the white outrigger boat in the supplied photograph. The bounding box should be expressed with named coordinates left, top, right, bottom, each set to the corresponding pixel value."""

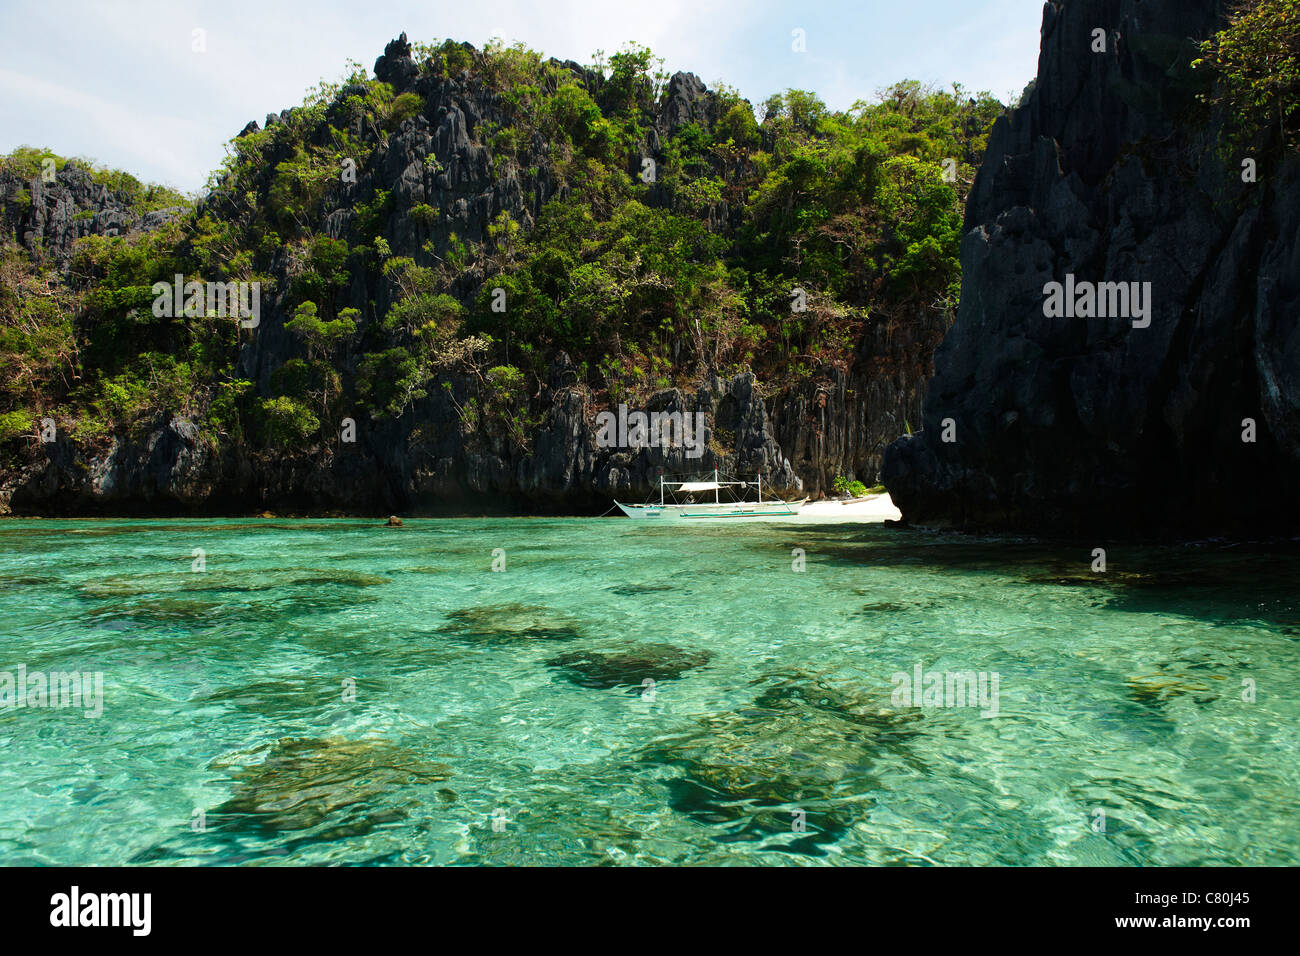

left=615, top=469, right=808, bottom=520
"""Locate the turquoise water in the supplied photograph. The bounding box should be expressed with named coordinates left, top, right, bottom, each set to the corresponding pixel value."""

left=1, top=517, right=1297, bottom=866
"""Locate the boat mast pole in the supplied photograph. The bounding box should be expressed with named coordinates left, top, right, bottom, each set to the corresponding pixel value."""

left=659, top=468, right=663, bottom=507
left=758, top=466, right=762, bottom=503
left=715, top=467, right=719, bottom=505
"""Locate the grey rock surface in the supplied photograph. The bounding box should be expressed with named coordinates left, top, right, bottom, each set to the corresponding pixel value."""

left=884, top=0, right=1300, bottom=535
left=0, top=38, right=937, bottom=515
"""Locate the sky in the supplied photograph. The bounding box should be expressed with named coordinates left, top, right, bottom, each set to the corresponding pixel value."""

left=0, top=0, right=1046, bottom=195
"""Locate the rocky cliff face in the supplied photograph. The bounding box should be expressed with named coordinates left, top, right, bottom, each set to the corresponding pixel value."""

left=1, top=35, right=941, bottom=515
left=883, top=0, right=1300, bottom=536
left=5, top=364, right=803, bottom=514
left=0, top=162, right=179, bottom=270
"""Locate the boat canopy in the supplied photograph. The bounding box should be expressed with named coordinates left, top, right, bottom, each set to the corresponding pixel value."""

left=674, top=481, right=722, bottom=492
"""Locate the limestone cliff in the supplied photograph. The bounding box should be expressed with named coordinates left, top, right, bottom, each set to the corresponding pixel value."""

left=884, top=0, right=1300, bottom=535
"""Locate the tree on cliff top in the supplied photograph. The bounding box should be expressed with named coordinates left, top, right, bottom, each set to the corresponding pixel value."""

left=1196, top=0, right=1300, bottom=149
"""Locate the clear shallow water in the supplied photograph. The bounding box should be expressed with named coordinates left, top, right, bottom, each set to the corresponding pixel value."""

left=1, top=517, right=1297, bottom=866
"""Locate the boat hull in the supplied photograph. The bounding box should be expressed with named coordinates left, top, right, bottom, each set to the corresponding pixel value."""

left=614, top=498, right=809, bottom=520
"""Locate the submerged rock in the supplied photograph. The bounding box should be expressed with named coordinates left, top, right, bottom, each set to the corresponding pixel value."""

left=1126, top=673, right=1217, bottom=705
left=606, top=583, right=676, bottom=596
left=78, top=567, right=388, bottom=599
left=437, top=602, right=584, bottom=644
left=635, top=673, right=926, bottom=855
left=0, top=574, right=54, bottom=590
left=545, top=643, right=712, bottom=690
left=205, top=736, right=452, bottom=835
left=197, top=679, right=342, bottom=717
left=857, top=601, right=910, bottom=613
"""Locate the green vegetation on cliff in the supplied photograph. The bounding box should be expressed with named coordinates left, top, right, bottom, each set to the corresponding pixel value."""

left=0, top=36, right=1001, bottom=462
left=1196, top=0, right=1300, bottom=150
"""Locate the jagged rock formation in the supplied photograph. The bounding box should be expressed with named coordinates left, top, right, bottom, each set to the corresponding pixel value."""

left=0, top=162, right=180, bottom=270
left=6, top=367, right=801, bottom=514
left=884, top=0, right=1300, bottom=536
left=0, top=34, right=944, bottom=515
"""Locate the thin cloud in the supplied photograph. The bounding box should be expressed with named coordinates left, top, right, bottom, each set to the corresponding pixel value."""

left=0, top=67, right=208, bottom=192
left=0, top=0, right=1044, bottom=192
